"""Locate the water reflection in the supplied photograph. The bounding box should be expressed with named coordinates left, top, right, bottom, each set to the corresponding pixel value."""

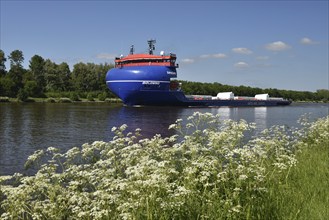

left=109, top=106, right=184, bottom=138
left=254, top=107, right=267, bottom=132
left=212, top=107, right=231, bottom=120
left=212, top=107, right=257, bottom=123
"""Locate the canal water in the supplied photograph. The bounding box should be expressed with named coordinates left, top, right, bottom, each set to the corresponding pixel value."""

left=0, top=102, right=328, bottom=175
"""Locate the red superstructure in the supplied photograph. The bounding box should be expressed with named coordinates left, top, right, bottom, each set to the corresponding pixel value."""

left=115, top=53, right=177, bottom=68
left=114, top=39, right=178, bottom=68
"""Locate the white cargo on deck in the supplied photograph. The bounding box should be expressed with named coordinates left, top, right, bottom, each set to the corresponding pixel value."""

left=234, top=96, right=254, bottom=100
left=255, top=94, right=269, bottom=100
left=269, top=97, right=284, bottom=101
left=216, top=92, right=234, bottom=99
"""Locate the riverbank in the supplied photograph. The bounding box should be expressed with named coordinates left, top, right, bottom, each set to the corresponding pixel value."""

left=1, top=96, right=328, bottom=104
left=1, top=113, right=328, bottom=219
left=0, top=96, right=123, bottom=103
left=270, top=136, right=329, bottom=219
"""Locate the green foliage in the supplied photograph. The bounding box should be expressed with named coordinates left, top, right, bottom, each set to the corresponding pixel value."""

left=23, top=80, right=39, bottom=97
left=264, top=116, right=329, bottom=219
left=179, top=80, right=328, bottom=102
left=7, top=66, right=26, bottom=96
left=0, top=77, right=16, bottom=97
left=44, top=59, right=60, bottom=92
left=87, top=93, right=94, bottom=101
left=316, top=89, right=329, bottom=102
left=71, top=63, right=95, bottom=92
left=97, top=92, right=107, bottom=101
left=16, top=88, right=28, bottom=102
left=29, top=55, right=46, bottom=95
left=44, top=59, right=71, bottom=93
left=70, top=62, right=113, bottom=92
left=8, top=50, right=24, bottom=69
left=1, top=113, right=327, bottom=219
left=0, top=49, right=6, bottom=76
left=69, top=92, right=80, bottom=101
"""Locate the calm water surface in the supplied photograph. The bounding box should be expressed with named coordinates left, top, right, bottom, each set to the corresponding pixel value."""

left=0, top=102, right=328, bottom=175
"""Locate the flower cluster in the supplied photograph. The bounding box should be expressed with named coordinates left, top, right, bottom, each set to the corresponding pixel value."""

left=1, top=113, right=328, bottom=219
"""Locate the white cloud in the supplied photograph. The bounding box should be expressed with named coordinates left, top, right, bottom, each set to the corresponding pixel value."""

left=200, top=53, right=227, bottom=59
left=96, top=53, right=118, bottom=60
left=256, top=56, right=269, bottom=60
left=232, top=47, right=253, bottom=55
left=181, top=58, right=195, bottom=64
left=200, top=54, right=211, bottom=59
left=234, top=61, right=249, bottom=69
left=265, top=41, right=291, bottom=51
left=182, top=53, right=227, bottom=64
left=300, top=37, right=318, bottom=45
left=212, top=53, right=227, bottom=58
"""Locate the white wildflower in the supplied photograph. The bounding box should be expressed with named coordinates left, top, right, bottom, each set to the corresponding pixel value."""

left=231, top=204, right=242, bottom=213
left=168, top=124, right=177, bottom=130
left=175, top=118, right=183, bottom=123
left=238, top=174, right=248, bottom=180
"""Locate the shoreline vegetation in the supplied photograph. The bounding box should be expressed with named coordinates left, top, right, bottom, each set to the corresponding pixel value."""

left=1, top=96, right=328, bottom=104
left=1, top=50, right=329, bottom=103
left=0, top=96, right=123, bottom=104
left=1, top=112, right=328, bottom=219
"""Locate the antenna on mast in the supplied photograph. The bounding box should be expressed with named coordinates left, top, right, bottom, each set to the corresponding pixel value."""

left=130, top=45, right=134, bottom=55
left=147, top=39, right=156, bottom=55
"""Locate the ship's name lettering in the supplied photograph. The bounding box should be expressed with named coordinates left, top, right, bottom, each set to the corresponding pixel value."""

left=247, top=102, right=265, bottom=105
left=167, top=71, right=176, bottom=75
left=142, top=81, right=160, bottom=85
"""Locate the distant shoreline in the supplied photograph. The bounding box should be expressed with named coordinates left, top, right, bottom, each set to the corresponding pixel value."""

left=0, top=97, right=123, bottom=104
left=0, top=96, right=328, bottom=104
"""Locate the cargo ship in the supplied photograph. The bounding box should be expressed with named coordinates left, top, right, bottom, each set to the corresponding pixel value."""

left=105, top=40, right=291, bottom=107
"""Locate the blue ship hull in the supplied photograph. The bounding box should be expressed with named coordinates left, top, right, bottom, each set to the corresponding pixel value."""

left=106, top=66, right=291, bottom=107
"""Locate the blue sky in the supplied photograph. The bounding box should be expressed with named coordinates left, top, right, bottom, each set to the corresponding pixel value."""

left=1, top=0, right=328, bottom=92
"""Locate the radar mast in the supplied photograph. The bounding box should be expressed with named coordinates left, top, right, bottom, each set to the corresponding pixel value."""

left=147, top=39, right=156, bottom=55
left=130, top=45, right=134, bottom=55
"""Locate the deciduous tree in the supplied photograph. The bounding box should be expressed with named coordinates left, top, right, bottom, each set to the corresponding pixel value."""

left=0, top=49, right=7, bottom=76
left=8, top=50, right=24, bottom=69
left=29, top=55, right=45, bottom=96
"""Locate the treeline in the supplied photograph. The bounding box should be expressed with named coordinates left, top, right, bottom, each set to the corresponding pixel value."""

left=0, top=49, right=115, bottom=101
left=180, top=81, right=328, bottom=102
left=0, top=49, right=328, bottom=102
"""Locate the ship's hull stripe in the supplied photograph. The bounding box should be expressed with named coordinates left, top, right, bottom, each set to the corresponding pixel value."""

left=106, top=80, right=170, bottom=83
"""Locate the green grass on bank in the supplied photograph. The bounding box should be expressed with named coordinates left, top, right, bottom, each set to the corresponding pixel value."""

left=270, top=140, right=329, bottom=219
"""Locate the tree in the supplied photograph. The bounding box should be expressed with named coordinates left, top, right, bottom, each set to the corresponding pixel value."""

left=316, top=89, right=329, bottom=102
left=95, top=63, right=114, bottom=91
left=44, top=59, right=59, bottom=92
left=0, top=49, right=6, bottom=76
left=7, top=50, right=26, bottom=96
left=29, top=55, right=45, bottom=95
left=7, top=66, right=26, bottom=96
left=71, top=63, right=97, bottom=92
left=57, top=62, right=71, bottom=91
left=8, top=50, right=24, bottom=69
left=0, top=77, right=16, bottom=97
left=24, top=80, right=39, bottom=97
left=17, top=88, right=29, bottom=102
